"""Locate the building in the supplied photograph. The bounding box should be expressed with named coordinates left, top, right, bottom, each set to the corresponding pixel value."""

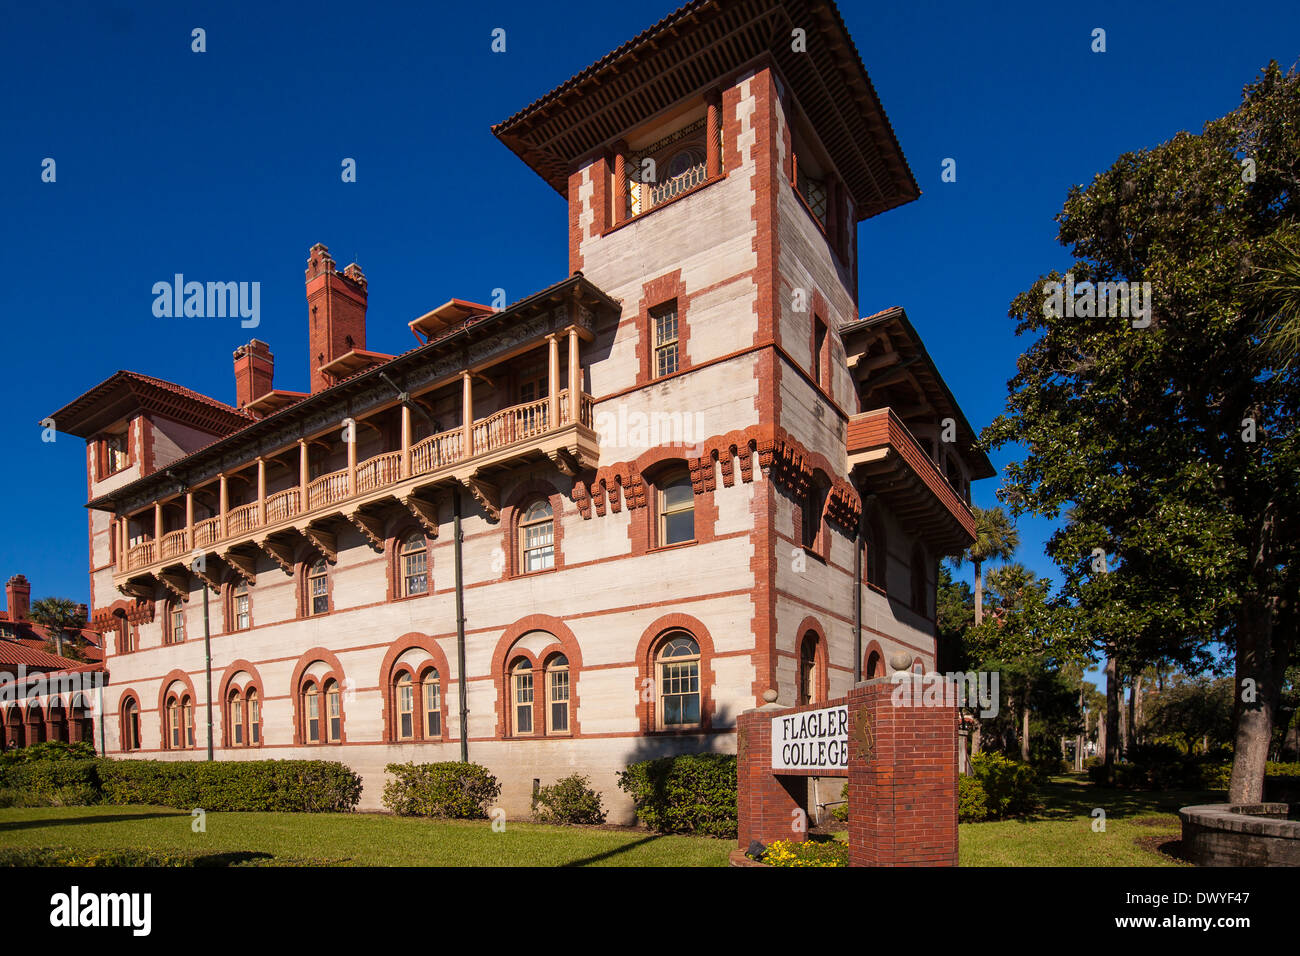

left=0, top=574, right=105, bottom=750
left=45, top=0, right=991, bottom=818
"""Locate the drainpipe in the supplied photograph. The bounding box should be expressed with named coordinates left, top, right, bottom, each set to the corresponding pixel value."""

left=97, top=682, right=105, bottom=755
left=453, top=488, right=469, bottom=762
left=854, top=491, right=876, bottom=684
left=203, top=585, right=213, bottom=760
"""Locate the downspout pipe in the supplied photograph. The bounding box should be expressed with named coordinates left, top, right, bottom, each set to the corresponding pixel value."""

left=453, top=488, right=469, bottom=763
left=854, top=490, right=876, bottom=684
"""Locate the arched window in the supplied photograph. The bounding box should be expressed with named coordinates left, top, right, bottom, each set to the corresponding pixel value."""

left=546, top=654, right=570, bottom=734
left=657, top=470, right=695, bottom=546
left=325, top=680, right=342, bottom=742
left=308, top=558, right=329, bottom=615
left=303, top=682, right=320, bottom=743
left=168, top=602, right=186, bottom=644
left=657, top=633, right=701, bottom=729
left=401, top=533, right=429, bottom=596
left=122, top=698, right=140, bottom=752
left=798, top=632, right=820, bottom=705
left=183, top=697, right=195, bottom=748
left=230, top=692, right=245, bottom=746
left=866, top=650, right=884, bottom=679
left=233, top=580, right=251, bottom=631
left=519, top=501, right=554, bottom=573
left=395, top=673, right=415, bottom=740
left=511, top=659, right=534, bottom=735
left=167, top=695, right=181, bottom=748
left=910, top=545, right=928, bottom=615
left=248, top=690, right=260, bottom=745
left=422, top=670, right=442, bottom=738
left=802, top=476, right=830, bottom=550
left=26, top=705, right=45, bottom=745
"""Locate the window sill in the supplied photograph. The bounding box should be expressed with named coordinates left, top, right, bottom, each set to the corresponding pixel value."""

left=648, top=539, right=697, bottom=555
left=800, top=544, right=828, bottom=564
left=602, top=172, right=727, bottom=238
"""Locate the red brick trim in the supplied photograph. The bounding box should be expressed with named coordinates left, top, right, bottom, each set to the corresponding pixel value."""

left=217, top=659, right=265, bottom=748
left=118, top=689, right=142, bottom=753
left=489, top=615, right=583, bottom=740
left=862, top=640, right=886, bottom=679
left=634, top=269, right=690, bottom=387
left=568, top=168, right=585, bottom=273
left=793, top=615, right=830, bottom=705
left=288, top=647, right=348, bottom=745
left=634, top=612, right=717, bottom=734
left=377, top=632, right=451, bottom=743
left=156, top=668, right=198, bottom=751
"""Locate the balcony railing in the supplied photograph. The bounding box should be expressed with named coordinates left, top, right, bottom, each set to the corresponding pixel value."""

left=120, top=393, right=596, bottom=575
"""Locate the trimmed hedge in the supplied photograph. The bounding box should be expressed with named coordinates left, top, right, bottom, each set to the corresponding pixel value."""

left=617, top=753, right=737, bottom=838
left=98, top=760, right=361, bottom=812
left=0, top=757, right=361, bottom=812
left=0, top=740, right=96, bottom=765
left=382, top=761, right=501, bottom=818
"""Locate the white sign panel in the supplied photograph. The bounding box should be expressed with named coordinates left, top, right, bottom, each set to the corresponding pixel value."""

left=771, top=704, right=849, bottom=771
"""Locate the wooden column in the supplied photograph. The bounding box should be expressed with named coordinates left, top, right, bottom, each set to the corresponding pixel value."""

left=347, top=420, right=358, bottom=496
left=218, top=474, right=228, bottom=538
left=547, top=334, right=560, bottom=429
left=401, top=403, right=412, bottom=478
left=154, top=501, right=163, bottom=545
left=461, top=372, right=473, bottom=456
left=612, top=141, right=628, bottom=226
left=257, top=457, right=267, bottom=526
left=299, top=439, right=309, bottom=512
left=567, top=328, right=580, bottom=425
left=706, top=93, right=721, bottom=178
left=185, top=491, right=194, bottom=550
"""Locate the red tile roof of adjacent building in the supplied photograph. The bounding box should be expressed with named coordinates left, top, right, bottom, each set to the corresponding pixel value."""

left=44, top=369, right=254, bottom=441
left=0, top=642, right=88, bottom=670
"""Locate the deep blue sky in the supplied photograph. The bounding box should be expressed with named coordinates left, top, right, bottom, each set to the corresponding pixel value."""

left=1, top=0, right=1296, bottom=626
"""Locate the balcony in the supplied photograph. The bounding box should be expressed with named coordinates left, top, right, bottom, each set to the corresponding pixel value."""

left=116, top=389, right=596, bottom=581
left=846, top=407, right=975, bottom=554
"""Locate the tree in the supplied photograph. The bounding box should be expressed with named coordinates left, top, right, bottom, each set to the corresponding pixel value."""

left=953, top=506, right=1020, bottom=625
left=983, top=62, right=1300, bottom=803
left=28, top=597, right=87, bottom=662
left=1144, top=675, right=1235, bottom=755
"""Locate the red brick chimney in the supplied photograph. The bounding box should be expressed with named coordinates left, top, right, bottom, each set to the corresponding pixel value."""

left=6, top=575, right=30, bottom=622
left=305, top=243, right=368, bottom=394
left=233, top=339, right=275, bottom=409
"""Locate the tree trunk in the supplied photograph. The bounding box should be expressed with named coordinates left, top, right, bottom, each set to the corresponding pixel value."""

left=1075, top=686, right=1085, bottom=771
left=971, top=720, right=982, bottom=756
left=1133, top=674, right=1145, bottom=746
left=973, top=558, right=984, bottom=625
left=1020, top=693, right=1031, bottom=762
left=1104, top=653, right=1120, bottom=780
left=1228, top=594, right=1278, bottom=804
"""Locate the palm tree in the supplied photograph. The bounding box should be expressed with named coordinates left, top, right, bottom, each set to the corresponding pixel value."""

left=954, top=506, right=1020, bottom=625
left=1253, top=232, right=1300, bottom=370
left=29, top=597, right=86, bottom=661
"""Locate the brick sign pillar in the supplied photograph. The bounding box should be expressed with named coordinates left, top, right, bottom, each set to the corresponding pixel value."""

left=736, top=704, right=809, bottom=847
left=847, top=676, right=958, bottom=866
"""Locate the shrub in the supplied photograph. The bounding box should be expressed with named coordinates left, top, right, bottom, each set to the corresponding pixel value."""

left=0, top=759, right=100, bottom=806
left=761, top=839, right=848, bottom=867
left=0, top=740, right=96, bottom=765
left=96, top=760, right=361, bottom=812
left=382, top=761, right=500, bottom=819
left=531, top=774, right=606, bottom=825
left=958, top=774, right=989, bottom=822
left=969, top=752, right=1037, bottom=818
left=617, top=753, right=736, bottom=838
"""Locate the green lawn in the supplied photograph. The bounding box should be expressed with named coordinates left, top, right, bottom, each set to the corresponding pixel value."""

left=0, top=806, right=731, bottom=867
left=957, top=773, right=1220, bottom=867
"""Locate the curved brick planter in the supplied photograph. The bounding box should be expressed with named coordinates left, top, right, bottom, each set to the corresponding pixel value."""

left=1179, top=803, right=1300, bottom=867
left=728, top=848, right=769, bottom=867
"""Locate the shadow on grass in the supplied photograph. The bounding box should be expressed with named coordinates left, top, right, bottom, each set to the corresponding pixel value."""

left=0, top=811, right=186, bottom=832
left=560, top=834, right=662, bottom=867
left=1028, top=774, right=1226, bottom=822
